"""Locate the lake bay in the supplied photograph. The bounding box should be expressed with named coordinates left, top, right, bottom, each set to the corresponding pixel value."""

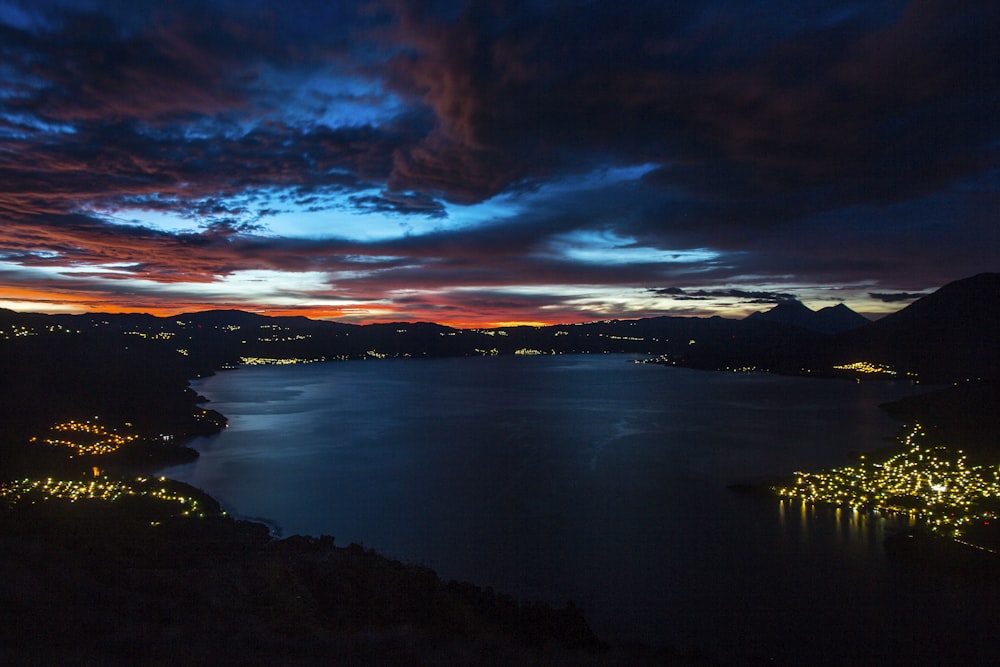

left=164, top=355, right=995, bottom=664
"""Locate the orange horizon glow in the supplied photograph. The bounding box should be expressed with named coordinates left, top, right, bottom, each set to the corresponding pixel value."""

left=0, top=285, right=903, bottom=329
left=0, top=300, right=614, bottom=329
left=0, top=290, right=712, bottom=329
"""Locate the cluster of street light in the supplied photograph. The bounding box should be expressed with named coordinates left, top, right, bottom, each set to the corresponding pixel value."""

left=258, top=334, right=311, bottom=342
left=239, top=356, right=326, bottom=365
left=29, top=419, right=138, bottom=456
left=774, top=424, right=1000, bottom=537
left=832, top=361, right=899, bottom=375
left=0, top=325, right=36, bottom=338
left=0, top=476, right=212, bottom=519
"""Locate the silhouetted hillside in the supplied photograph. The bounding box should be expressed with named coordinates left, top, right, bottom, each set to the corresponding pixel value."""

left=2, top=273, right=996, bottom=449
left=813, top=303, right=871, bottom=335
left=0, top=505, right=607, bottom=666
left=881, top=383, right=1000, bottom=454
left=746, top=300, right=815, bottom=329
left=837, top=273, right=1000, bottom=382
left=746, top=300, right=870, bottom=335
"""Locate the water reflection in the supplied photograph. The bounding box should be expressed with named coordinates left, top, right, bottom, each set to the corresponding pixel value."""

left=779, top=496, right=936, bottom=557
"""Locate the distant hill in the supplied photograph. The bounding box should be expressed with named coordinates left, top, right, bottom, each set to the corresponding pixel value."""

left=2, top=273, right=996, bottom=385
left=813, top=303, right=872, bottom=335
left=746, top=300, right=814, bottom=329
left=746, top=300, right=870, bottom=335
left=836, top=273, right=1000, bottom=382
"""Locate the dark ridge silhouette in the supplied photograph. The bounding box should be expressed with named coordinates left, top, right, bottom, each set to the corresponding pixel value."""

left=812, top=303, right=871, bottom=335
left=745, top=300, right=816, bottom=329
left=3, top=273, right=994, bottom=389
left=0, top=510, right=610, bottom=666
left=836, top=273, right=1000, bottom=383
left=746, top=300, right=870, bottom=335
left=881, top=382, right=1000, bottom=453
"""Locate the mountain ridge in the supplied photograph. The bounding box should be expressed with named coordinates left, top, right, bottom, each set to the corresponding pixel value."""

left=836, top=272, right=1000, bottom=382
left=746, top=300, right=870, bottom=335
left=1, top=273, right=996, bottom=383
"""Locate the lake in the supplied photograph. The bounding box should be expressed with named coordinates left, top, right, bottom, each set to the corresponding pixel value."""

left=163, top=355, right=997, bottom=664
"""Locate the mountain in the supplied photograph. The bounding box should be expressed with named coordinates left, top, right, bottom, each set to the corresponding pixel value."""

left=2, top=273, right=995, bottom=384
left=812, top=303, right=871, bottom=335
left=746, top=300, right=814, bottom=329
left=745, top=300, right=869, bottom=335
left=837, top=273, right=1000, bottom=382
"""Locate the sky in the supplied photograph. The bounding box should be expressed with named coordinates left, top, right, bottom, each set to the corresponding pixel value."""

left=0, top=0, right=997, bottom=327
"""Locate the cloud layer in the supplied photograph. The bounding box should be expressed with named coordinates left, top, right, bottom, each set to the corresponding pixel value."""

left=0, top=0, right=997, bottom=324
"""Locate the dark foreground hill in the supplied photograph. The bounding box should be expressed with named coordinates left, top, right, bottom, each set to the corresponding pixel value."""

left=0, top=513, right=593, bottom=666
left=0, top=501, right=710, bottom=666
left=880, top=382, right=1000, bottom=454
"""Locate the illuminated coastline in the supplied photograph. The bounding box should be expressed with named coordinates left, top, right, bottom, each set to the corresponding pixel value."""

left=0, top=476, right=218, bottom=520
left=773, top=424, right=1000, bottom=544
left=239, top=356, right=327, bottom=365
left=832, top=360, right=899, bottom=376
left=29, top=419, right=138, bottom=456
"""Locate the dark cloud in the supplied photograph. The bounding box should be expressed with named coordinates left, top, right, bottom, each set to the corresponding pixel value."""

left=349, top=191, right=447, bottom=218
left=0, top=0, right=378, bottom=123
left=651, top=287, right=797, bottom=304
left=0, top=116, right=423, bottom=232
left=3, top=9, right=246, bottom=125
left=378, top=0, right=1000, bottom=217
left=0, top=0, right=996, bottom=323
left=869, top=291, right=928, bottom=303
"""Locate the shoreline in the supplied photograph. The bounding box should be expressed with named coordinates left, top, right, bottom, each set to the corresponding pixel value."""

left=4, top=354, right=998, bottom=665
left=1, top=362, right=622, bottom=664
left=1, top=501, right=613, bottom=665
left=729, top=418, right=1000, bottom=560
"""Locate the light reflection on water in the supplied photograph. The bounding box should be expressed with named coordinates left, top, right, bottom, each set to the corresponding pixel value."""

left=162, top=356, right=996, bottom=664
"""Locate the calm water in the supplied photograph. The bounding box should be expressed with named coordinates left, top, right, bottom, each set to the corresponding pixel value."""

left=164, top=356, right=996, bottom=664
